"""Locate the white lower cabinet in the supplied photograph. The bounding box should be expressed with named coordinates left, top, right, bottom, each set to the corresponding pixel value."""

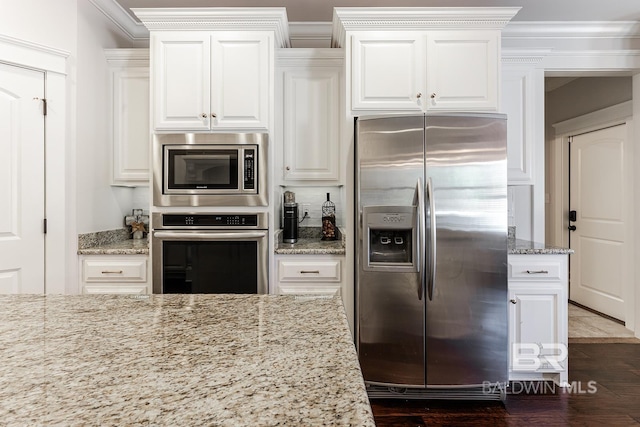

left=275, top=255, right=342, bottom=296
left=80, top=255, right=150, bottom=295
left=508, top=254, right=569, bottom=385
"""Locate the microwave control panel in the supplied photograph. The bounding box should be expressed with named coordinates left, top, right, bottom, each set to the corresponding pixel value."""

left=243, top=149, right=255, bottom=190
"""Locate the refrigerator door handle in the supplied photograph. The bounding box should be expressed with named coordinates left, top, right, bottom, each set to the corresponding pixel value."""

left=414, top=178, right=426, bottom=300
left=426, top=177, right=437, bottom=301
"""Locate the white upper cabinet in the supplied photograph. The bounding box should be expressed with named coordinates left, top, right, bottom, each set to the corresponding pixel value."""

left=135, top=8, right=290, bottom=132
left=332, top=7, right=520, bottom=114
left=425, top=31, right=499, bottom=111
left=351, top=32, right=424, bottom=111
left=152, top=32, right=211, bottom=131
left=277, top=49, right=343, bottom=182
left=152, top=31, right=271, bottom=131
left=211, top=32, right=270, bottom=129
left=105, top=49, right=150, bottom=186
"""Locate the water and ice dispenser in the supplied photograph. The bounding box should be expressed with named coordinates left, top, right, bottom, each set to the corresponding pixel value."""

left=362, top=206, right=418, bottom=272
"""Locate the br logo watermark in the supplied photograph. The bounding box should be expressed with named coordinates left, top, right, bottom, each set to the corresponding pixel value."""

left=512, top=343, right=567, bottom=372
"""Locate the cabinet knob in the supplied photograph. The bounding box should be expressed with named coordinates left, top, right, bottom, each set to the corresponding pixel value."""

left=510, top=299, right=517, bottom=304
left=430, top=93, right=437, bottom=99
left=416, top=92, right=422, bottom=99
left=201, top=113, right=207, bottom=118
left=211, top=113, right=217, bottom=118
left=285, top=166, right=290, bottom=171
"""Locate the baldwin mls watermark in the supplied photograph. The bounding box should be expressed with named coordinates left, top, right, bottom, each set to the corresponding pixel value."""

left=483, top=343, right=598, bottom=395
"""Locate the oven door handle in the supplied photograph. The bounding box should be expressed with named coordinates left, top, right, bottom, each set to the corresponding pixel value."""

left=153, top=231, right=267, bottom=240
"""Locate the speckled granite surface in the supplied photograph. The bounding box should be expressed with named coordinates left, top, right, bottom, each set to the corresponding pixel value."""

left=275, top=227, right=346, bottom=255
left=78, top=229, right=149, bottom=255
left=508, top=238, right=574, bottom=255
left=0, top=294, right=374, bottom=426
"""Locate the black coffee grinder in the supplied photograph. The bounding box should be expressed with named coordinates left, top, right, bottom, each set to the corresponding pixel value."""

left=283, top=191, right=298, bottom=243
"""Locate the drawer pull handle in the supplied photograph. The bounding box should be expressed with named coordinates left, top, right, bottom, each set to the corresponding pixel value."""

left=525, top=270, right=549, bottom=274
left=101, top=270, right=123, bottom=274
left=300, top=270, right=320, bottom=274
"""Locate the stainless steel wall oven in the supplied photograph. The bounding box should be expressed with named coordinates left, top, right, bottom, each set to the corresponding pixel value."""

left=152, top=212, right=268, bottom=294
left=153, top=133, right=268, bottom=207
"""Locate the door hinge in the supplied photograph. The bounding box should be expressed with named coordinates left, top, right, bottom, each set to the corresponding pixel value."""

left=43, top=218, right=47, bottom=234
left=42, top=98, right=47, bottom=116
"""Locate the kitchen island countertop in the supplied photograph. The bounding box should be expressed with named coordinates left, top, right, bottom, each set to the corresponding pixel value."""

left=0, top=294, right=374, bottom=426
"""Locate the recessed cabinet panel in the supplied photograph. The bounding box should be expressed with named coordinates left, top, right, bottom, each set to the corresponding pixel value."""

left=351, top=33, right=424, bottom=111
left=283, top=68, right=340, bottom=181
left=425, top=31, right=499, bottom=111
left=211, top=32, right=270, bottom=129
left=502, top=64, right=539, bottom=184
left=152, top=32, right=211, bottom=130
left=112, top=68, right=149, bottom=185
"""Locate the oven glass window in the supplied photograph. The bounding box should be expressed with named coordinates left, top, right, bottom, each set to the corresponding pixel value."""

left=162, top=241, right=257, bottom=293
left=168, top=149, right=238, bottom=189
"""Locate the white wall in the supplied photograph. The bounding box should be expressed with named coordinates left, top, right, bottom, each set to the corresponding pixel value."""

left=75, top=0, right=141, bottom=234
left=0, top=0, right=77, bottom=51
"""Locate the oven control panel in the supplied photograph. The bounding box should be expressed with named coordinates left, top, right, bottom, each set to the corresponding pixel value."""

left=161, top=214, right=259, bottom=227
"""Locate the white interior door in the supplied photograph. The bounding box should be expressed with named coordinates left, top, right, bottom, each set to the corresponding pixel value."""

left=0, top=63, right=45, bottom=293
left=569, top=124, right=631, bottom=321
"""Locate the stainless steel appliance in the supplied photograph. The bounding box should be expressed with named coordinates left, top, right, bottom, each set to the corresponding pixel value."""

left=355, top=113, right=508, bottom=400
left=152, top=212, right=268, bottom=294
left=153, top=133, right=268, bottom=207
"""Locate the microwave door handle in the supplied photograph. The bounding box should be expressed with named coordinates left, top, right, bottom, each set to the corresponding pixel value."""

left=153, top=231, right=267, bottom=240
left=414, top=178, right=426, bottom=301
left=426, top=177, right=437, bottom=301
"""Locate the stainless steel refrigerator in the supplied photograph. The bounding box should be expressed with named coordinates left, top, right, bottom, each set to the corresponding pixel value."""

left=355, top=113, right=508, bottom=399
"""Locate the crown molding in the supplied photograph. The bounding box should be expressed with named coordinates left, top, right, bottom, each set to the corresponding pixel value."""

left=132, top=7, right=291, bottom=47
left=502, top=48, right=552, bottom=65
left=289, top=22, right=333, bottom=44
left=503, top=21, right=640, bottom=39
left=104, top=48, right=149, bottom=66
left=89, top=0, right=148, bottom=41
left=332, top=7, right=521, bottom=47
left=276, top=47, right=344, bottom=67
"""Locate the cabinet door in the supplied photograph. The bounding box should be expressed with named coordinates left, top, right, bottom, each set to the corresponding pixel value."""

left=283, top=68, right=340, bottom=181
left=502, top=64, right=542, bottom=184
left=351, top=32, right=424, bottom=111
left=152, top=32, right=210, bottom=130
left=112, top=67, right=149, bottom=185
left=426, top=30, right=499, bottom=111
left=211, top=32, right=270, bottom=130
left=509, top=284, right=566, bottom=374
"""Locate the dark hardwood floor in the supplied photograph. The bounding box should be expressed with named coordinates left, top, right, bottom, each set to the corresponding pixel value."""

left=370, top=343, right=640, bottom=426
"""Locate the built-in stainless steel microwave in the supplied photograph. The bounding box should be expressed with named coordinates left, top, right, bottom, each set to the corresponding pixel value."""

left=153, top=133, right=268, bottom=207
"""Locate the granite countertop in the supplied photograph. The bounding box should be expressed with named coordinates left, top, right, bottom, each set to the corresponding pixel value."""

left=77, top=228, right=149, bottom=255
left=0, top=294, right=374, bottom=426
left=275, top=227, right=346, bottom=255
left=508, top=238, right=574, bottom=255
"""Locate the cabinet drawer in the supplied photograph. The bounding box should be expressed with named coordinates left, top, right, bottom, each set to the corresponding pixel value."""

left=508, top=259, right=562, bottom=281
left=83, top=259, right=147, bottom=282
left=278, top=260, right=341, bottom=282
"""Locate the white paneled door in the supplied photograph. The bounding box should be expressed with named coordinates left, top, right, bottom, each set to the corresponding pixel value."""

left=0, top=63, right=45, bottom=293
left=569, top=124, right=631, bottom=321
